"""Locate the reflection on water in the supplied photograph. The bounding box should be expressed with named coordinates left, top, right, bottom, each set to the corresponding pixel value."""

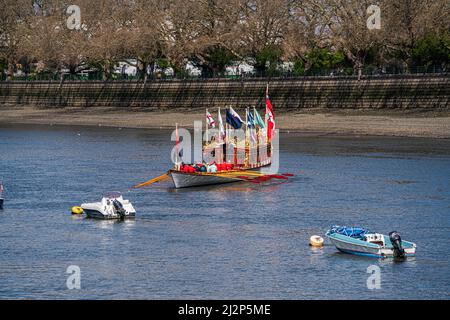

left=167, top=180, right=289, bottom=194
left=90, top=219, right=137, bottom=230
left=0, top=124, right=449, bottom=299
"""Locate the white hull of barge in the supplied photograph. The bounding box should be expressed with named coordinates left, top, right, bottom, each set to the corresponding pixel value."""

left=169, top=163, right=271, bottom=188
left=169, top=171, right=237, bottom=188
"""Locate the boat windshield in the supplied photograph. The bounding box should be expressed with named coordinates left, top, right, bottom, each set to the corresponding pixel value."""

left=103, top=191, right=122, bottom=199
left=326, top=225, right=371, bottom=240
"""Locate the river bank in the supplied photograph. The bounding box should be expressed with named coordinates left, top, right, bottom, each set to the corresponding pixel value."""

left=1, top=105, right=449, bottom=138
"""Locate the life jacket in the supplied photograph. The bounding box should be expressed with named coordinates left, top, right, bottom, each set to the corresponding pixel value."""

left=182, top=165, right=194, bottom=173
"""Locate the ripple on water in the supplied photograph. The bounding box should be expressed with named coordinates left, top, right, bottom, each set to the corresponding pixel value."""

left=0, top=125, right=449, bottom=299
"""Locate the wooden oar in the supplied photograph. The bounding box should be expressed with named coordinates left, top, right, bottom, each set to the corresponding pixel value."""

left=235, top=171, right=265, bottom=175
left=217, top=172, right=282, bottom=183
left=212, top=173, right=262, bottom=183
left=282, top=173, right=294, bottom=177
left=216, top=171, right=284, bottom=180
left=132, top=173, right=169, bottom=188
left=212, top=173, right=248, bottom=180
left=219, top=171, right=265, bottom=177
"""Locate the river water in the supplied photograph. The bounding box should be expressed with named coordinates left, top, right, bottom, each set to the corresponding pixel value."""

left=0, top=124, right=449, bottom=299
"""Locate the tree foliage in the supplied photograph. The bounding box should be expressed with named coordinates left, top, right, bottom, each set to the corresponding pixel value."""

left=0, top=0, right=448, bottom=79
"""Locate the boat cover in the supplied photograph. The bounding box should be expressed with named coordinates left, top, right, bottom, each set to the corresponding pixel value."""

left=326, top=225, right=371, bottom=240
left=103, top=191, right=122, bottom=199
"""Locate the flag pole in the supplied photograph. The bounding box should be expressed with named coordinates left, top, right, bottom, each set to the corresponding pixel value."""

left=245, top=107, right=248, bottom=143
left=205, top=109, right=208, bottom=146
left=254, top=106, right=259, bottom=165
left=218, top=106, right=223, bottom=163
left=175, top=122, right=179, bottom=168
left=266, top=83, right=273, bottom=157
left=217, top=107, right=221, bottom=144
left=265, top=84, right=269, bottom=145
left=245, top=107, right=249, bottom=167
left=225, top=107, right=229, bottom=163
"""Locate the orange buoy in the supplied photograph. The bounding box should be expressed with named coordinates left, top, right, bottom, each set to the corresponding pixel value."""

left=309, top=235, right=324, bottom=247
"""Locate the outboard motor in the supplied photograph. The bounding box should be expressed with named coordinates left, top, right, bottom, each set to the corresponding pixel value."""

left=112, top=199, right=126, bottom=220
left=389, top=231, right=405, bottom=259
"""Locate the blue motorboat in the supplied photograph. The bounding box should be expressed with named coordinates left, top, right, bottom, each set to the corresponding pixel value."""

left=326, top=226, right=416, bottom=259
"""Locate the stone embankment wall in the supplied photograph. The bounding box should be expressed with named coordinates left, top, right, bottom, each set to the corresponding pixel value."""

left=0, top=75, right=448, bottom=109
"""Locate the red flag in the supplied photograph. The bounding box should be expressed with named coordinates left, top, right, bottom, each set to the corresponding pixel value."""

left=265, top=86, right=275, bottom=140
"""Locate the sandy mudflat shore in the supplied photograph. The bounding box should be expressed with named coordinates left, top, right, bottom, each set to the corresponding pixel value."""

left=1, top=105, right=449, bottom=138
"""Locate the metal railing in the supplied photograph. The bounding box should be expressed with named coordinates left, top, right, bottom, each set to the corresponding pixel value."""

left=1, top=65, right=447, bottom=82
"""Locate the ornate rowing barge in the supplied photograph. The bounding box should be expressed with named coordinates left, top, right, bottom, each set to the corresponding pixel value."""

left=133, top=85, right=278, bottom=189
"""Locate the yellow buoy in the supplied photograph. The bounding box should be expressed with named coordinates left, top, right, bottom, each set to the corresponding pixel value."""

left=71, top=206, right=84, bottom=215
left=309, top=235, right=324, bottom=247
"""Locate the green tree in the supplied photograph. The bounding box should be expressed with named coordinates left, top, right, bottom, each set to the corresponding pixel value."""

left=412, top=33, right=450, bottom=68
left=254, top=45, right=283, bottom=76
left=294, top=48, right=347, bottom=75
left=192, top=46, right=236, bottom=77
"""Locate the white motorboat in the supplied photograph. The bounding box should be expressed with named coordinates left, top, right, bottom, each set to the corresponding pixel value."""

left=81, top=192, right=136, bottom=219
